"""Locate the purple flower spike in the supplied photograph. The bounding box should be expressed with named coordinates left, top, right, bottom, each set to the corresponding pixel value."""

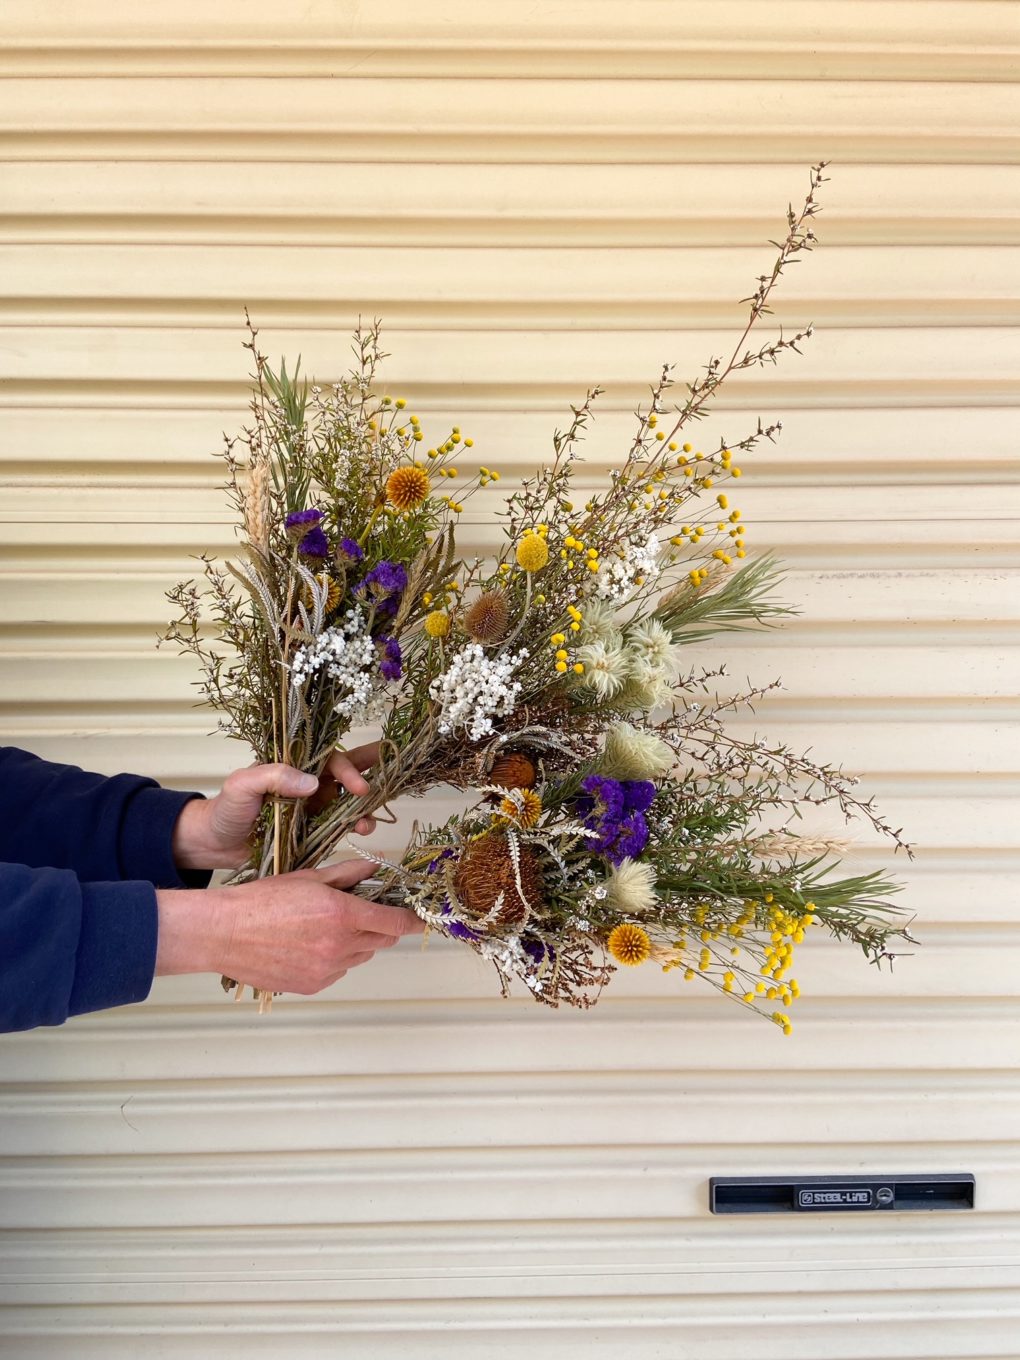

left=379, top=636, right=403, bottom=682
left=298, top=525, right=329, bottom=559
left=337, top=536, right=364, bottom=564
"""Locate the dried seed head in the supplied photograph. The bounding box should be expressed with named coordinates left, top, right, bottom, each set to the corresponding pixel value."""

left=488, top=751, right=538, bottom=791
left=463, top=590, right=510, bottom=643
left=454, top=829, right=543, bottom=928
left=244, top=459, right=270, bottom=552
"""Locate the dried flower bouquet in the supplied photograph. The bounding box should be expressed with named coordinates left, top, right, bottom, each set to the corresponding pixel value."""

left=164, top=165, right=914, bottom=1024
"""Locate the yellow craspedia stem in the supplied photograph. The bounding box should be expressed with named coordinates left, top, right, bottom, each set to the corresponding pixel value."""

left=424, top=610, right=451, bottom=638
left=385, top=464, right=430, bottom=511
left=516, top=534, right=550, bottom=572
left=607, top=922, right=652, bottom=967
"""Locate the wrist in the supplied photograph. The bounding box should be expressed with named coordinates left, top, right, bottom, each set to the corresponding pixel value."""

left=171, top=797, right=215, bottom=872
left=155, top=887, right=233, bottom=977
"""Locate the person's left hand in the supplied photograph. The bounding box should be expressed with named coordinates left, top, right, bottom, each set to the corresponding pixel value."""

left=172, top=743, right=380, bottom=872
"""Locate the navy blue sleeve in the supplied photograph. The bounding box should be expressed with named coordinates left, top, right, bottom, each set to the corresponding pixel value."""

left=0, top=862, right=157, bottom=1032
left=0, top=745, right=209, bottom=889
left=0, top=745, right=212, bottom=1031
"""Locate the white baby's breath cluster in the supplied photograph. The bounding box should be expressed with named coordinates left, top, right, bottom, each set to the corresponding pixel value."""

left=430, top=642, right=529, bottom=741
left=593, top=530, right=662, bottom=600
left=289, top=606, right=388, bottom=721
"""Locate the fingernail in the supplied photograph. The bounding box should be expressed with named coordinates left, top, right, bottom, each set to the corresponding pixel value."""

left=295, top=773, right=319, bottom=793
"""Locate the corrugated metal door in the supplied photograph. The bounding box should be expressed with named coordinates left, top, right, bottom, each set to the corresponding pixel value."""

left=2, top=2, right=1019, bottom=1355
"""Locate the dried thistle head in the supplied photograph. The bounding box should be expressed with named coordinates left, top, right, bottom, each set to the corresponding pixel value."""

left=463, top=590, right=510, bottom=643
left=454, top=829, right=543, bottom=928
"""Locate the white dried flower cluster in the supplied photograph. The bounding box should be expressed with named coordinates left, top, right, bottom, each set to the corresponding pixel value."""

left=575, top=634, right=631, bottom=700
left=575, top=616, right=678, bottom=708
left=599, top=721, right=675, bottom=780
left=289, top=606, right=387, bottom=722
left=430, top=642, right=529, bottom=741
left=593, top=531, right=662, bottom=600
left=626, top=618, right=683, bottom=674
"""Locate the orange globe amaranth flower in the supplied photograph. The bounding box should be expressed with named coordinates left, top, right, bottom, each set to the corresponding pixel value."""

left=454, top=829, right=543, bottom=928
left=497, top=788, right=543, bottom=828
left=607, top=922, right=652, bottom=967
left=488, top=751, right=538, bottom=791
left=385, top=464, right=431, bottom=511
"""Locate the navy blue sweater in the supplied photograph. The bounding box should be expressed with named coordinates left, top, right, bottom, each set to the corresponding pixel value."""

left=0, top=746, right=207, bottom=1032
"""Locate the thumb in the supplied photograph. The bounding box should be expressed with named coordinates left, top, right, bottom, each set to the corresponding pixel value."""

left=225, top=763, right=319, bottom=804
left=308, top=857, right=379, bottom=891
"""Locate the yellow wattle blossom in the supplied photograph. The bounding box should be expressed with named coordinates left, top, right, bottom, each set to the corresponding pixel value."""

left=385, top=465, right=430, bottom=511
left=516, top=533, right=550, bottom=572
left=424, top=610, right=451, bottom=638
left=607, top=922, right=652, bottom=967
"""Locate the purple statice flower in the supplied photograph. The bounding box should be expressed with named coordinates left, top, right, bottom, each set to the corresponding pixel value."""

left=427, top=849, right=454, bottom=875
left=441, top=900, right=480, bottom=942
left=573, top=774, right=651, bottom=864
left=621, top=780, right=657, bottom=815
left=337, top=536, right=363, bottom=564
left=297, top=525, right=329, bottom=559
left=379, top=636, right=402, bottom=682
left=575, top=774, right=625, bottom=825
left=607, top=811, right=650, bottom=865
left=522, top=935, right=556, bottom=965
left=359, top=560, right=408, bottom=599
left=285, top=508, right=324, bottom=541
left=358, top=560, right=408, bottom=619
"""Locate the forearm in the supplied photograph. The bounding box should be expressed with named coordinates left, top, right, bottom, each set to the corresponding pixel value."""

left=1, top=861, right=157, bottom=1032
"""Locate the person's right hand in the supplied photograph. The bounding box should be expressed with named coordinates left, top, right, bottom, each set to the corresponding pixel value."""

left=155, top=858, right=424, bottom=995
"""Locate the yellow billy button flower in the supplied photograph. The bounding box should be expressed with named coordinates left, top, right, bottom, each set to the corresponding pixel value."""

left=385, top=464, right=430, bottom=511
left=424, top=610, right=451, bottom=638
left=607, top=923, right=652, bottom=967
left=516, top=534, right=550, bottom=572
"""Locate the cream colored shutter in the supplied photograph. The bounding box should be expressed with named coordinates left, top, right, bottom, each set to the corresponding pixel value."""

left=2, top=2, right=1019, bottom=1355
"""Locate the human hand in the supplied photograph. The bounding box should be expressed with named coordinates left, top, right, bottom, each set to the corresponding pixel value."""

left=155, top=857, right=424, bottom=994
left=172, top=742, right=381, bottom=872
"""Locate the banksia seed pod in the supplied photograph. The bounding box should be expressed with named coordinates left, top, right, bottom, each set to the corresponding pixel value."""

left=454, top=829, right=543, bottom=928
left=463, top=590, right=510, bottom=643
left=488, top=751, right=538, bottom=791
